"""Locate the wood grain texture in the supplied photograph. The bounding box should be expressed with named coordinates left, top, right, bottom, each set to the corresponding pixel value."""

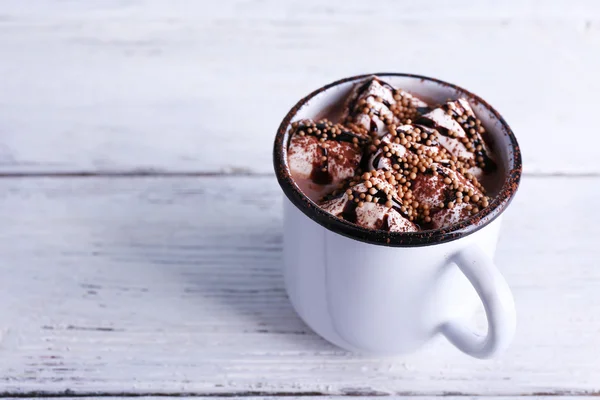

left=5, top=398, right=598, bottom=400
left=0, top=176, right=598, bottom=396
left=6, top=398, right=599, bottom=400
left=0, top=0, right=599, bottom=174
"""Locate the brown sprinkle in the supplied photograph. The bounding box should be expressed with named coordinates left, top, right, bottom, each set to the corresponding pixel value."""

left=305, top=98, right=494, bottom=227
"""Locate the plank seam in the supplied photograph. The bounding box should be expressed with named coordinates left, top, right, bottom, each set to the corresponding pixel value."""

left=1, top=390, right=599, bottom=398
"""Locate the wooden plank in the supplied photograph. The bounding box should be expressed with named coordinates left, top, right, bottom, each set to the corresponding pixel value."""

left=5, top=398, right=598, bottom=400
left=0, top=175, right=598, bottom=395
left=0, top=0, right=599, bottom=174
left=4, top=398, right=597, bottom=400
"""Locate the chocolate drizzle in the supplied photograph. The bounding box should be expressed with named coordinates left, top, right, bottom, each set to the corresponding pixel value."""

left=416, top=102, right=497, bottom=173
left=345, top=77, right=395, bottom=130
left=378, top=79, right=396, bottom=93
left=415, top=106, right=431, bottom=115
left=345, top=78, right=375, bottom=116
left=370, top=189, right=411, bottom=220
left=414, top=117, right=451, bottom=137
left=309, top=146, right=332, bottom=185
left=345, top=77, right=432, bottom=137
left=370, top=144, right=406, bottom=171
left=370, top=119, right=379, bottom=134
left=435, top=166, right=455, bottom=204
left=341, top=201, right=358, bottom=223
left=371, top=153, right=384, bottom=169
left=379, top=214, right=390, bottom=231
left=338, top=188, right=416, bottom=230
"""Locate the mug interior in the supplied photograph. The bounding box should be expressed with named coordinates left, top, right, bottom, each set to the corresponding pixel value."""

left=274, top=73, right=522, bottom=247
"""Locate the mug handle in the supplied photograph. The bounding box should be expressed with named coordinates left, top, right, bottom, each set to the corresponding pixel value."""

left=442, top=243, right=516, bottom=358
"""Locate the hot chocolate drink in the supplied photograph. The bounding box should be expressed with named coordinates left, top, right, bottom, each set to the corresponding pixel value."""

left=287, top=75, right=497, bottom=231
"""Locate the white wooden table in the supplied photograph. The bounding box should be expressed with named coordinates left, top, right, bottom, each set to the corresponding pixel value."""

left=1, top=1, right=599, bottom=399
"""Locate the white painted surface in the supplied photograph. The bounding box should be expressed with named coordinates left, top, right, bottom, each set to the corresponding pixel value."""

left=0, top=176, right=598, bottom=396
left=0, top=1, right=598, bottom=397
left=0, top=0, right=599, bottom=174
left=8, top=398, right=599, bottom=400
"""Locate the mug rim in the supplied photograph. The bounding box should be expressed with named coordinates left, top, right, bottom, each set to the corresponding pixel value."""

left=273, top=73, right=522, bottom=247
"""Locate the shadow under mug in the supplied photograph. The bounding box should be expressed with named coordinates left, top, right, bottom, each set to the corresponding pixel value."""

left=273, top=73, right=522, bottom=358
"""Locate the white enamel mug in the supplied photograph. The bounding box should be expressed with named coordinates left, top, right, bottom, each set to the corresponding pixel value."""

left=273, top=74, right=522, bottom=358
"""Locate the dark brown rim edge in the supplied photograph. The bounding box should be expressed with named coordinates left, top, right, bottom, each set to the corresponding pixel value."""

left=273, top=73, right=522, bottom=247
